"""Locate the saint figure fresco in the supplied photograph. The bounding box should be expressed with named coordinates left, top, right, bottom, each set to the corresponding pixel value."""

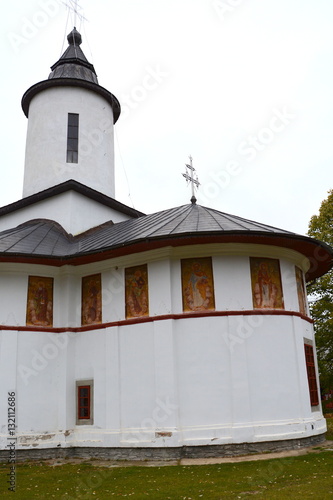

left=125, top=265, right=149, bottom=318
left=26, top=276, right=53, bottom=326
left=296, top=266, right=307, bottom=316
left=82, top=274, right=102, bottom=325
left=181, top=257, right=215, bottom=312
left=250, top=257, right=284, bottom=309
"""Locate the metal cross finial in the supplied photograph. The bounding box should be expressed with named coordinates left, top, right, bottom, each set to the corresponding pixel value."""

left=62, top=0, right=87, bottom=25
left=182, top=156, right=200, bottom=204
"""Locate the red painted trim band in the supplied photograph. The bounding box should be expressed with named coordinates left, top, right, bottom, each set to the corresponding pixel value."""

left=0, top=309, right=313, bottom=333
left=0, top=232, right=331, bottom=282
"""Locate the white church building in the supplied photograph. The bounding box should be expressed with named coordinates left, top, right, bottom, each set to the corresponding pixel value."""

left=0, top=27, right=332, bottom=461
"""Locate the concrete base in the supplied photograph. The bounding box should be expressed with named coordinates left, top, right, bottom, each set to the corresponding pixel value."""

left=0, top=433, right=326, bottom=463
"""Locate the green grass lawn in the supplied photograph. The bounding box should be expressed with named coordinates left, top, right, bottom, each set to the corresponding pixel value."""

left=1, top=451, right=333, bottom=499
left=1, top=419, right=332, bottom=500
left=0, top=451, right=333, bottom=500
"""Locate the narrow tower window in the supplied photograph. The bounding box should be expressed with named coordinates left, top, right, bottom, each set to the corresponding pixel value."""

left=304, top=344, right=319, bottom=406
left=67, top=113, right=79, bottom=163
left=78, top=385, right=90, bottom=419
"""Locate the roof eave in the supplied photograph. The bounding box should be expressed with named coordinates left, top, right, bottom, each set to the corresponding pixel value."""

left=0, top=230, right=331, bottom=281
left=0, top=180, right=144, bottom=220
left=21, top=78, right=121, bottom=123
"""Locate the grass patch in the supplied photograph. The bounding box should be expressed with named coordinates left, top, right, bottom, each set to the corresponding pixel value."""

left=1, top=450, right=333, bottom=499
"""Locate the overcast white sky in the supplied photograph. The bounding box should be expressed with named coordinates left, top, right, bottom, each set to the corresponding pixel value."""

left=1, top=0, right=333, bottom=235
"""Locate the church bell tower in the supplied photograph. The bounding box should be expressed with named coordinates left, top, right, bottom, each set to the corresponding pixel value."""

left=21, top=27, right=120, bottom=199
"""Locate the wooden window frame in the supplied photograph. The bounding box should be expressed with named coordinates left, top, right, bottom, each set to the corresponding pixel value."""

left=304, top=343, right=319, bottom=407
left=76, top=380, right=93, bottom=425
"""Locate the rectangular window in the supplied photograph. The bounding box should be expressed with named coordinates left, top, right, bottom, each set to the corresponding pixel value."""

left=304, top=344, right=319, bottom=406
left=78, top=386, right=90, bottom=419
left=76, top=380, right=93, bottom=424
left=67, top=113, right=79, bottom=163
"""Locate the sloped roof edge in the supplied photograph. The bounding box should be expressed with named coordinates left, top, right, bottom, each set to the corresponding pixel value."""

left=0, top=206, right=332, bottom=282
left=0, top=180, right=144, bottom=219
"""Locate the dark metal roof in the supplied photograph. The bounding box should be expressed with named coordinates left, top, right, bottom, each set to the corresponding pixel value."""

left=21, top=28, right=121, bottom=122
left=0, top=203, right=332, bottom=281
left=49, top=27, right=98, bottom=84
left=78, top=203, right=295, bottom=254
left=0, top=220, right=76, bottom=257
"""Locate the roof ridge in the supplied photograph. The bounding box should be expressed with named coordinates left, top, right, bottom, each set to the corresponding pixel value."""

left=150, top=205, right=194, bottom=236
left=200, top=205, right=228, bottom=231
left=30, top=223, right=58, bottom=254
left=200, top=205, right=295, bottom=234
left=1, top=221, right=47, bottom=253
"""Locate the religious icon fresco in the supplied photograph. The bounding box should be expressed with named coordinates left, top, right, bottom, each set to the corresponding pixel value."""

left=181, top=257, right=215, bottom=312
left=82, top=274, right=102, bottom=325
left=295, top=266, right=307, bottom=316
left=125, top=264, right=149, bottom=318
left=26, top=276, right=53, bottom=326
left=250, top=257, right=284, bottom=309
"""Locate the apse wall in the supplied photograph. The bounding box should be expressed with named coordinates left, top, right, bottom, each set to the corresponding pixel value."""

left=0, top=243, right=325, bottom=455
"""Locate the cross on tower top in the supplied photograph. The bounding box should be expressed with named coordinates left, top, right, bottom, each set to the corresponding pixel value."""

left=182, top=156, right=200, bottom=204
left=62, top=0, right=87, bottom=26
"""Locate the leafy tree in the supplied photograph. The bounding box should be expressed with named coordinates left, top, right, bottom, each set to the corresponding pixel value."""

left=307, top=189, right=333, bottom=396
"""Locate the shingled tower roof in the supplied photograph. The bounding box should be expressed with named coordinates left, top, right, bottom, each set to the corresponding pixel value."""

left=21, top=28, right=120, bottom=122
left=48, top=27, right=98, bottom=84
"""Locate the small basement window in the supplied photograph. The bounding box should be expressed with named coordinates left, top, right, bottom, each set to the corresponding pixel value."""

left=304, top=344, right=319, bottom=407
left=76, top=380, right=93, bottom=425
left=67, top=113, right=79, bottom=163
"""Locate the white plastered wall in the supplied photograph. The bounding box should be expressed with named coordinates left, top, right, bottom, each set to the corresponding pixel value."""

left=23, top=87, right=116, bottom=199
left=0, top=192, right=133, bottom=235
left=0, top=243, right=325, bottom=451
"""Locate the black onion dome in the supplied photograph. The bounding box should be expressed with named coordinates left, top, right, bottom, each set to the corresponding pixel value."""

left=48, top=27, right=98, bottom=84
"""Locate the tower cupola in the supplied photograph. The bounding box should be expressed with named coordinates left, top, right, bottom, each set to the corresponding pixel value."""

left=48, top=27, right=98, bottom=84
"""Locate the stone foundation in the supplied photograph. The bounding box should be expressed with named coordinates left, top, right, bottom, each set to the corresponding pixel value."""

left=0, top=433, right=327, bottom=463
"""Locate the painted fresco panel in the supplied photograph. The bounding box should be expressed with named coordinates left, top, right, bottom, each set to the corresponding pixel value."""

left=296, top=266, right=307, bottom=315
left=82, top=274, right=102, bottom=325
left=125, top=264, right=149, bottom=318
left=250, top=257, right=284, bottom=309
left=181, top=257, right=215, bottom=312
left=26, top=276, right=54, bottom=326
